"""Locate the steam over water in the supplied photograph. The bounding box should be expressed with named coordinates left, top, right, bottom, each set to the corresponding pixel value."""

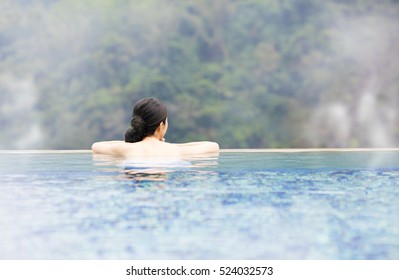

left=305, top=15, right=399, bottom=148
left=0, top=75, right=43, bottom=149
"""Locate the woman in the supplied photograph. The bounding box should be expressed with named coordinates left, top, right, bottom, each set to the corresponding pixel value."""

left=91, top=98, right=219, bottom=157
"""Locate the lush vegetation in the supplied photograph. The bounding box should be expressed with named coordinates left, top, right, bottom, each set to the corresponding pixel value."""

left=1, top=0, right=398, bottom=149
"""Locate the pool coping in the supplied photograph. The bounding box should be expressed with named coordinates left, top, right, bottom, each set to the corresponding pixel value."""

left=1, top=148, right=399, bottom=154
left=222, top=148, right=399, bottom=152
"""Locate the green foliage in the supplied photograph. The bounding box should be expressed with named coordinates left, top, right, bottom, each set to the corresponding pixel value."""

left=1, top=0, right=398, bottom=149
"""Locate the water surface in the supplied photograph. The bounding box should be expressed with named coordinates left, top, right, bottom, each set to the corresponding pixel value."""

left=1, top=151, right=398, bottom=259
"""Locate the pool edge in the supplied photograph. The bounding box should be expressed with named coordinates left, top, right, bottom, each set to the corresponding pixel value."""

left=0, top=150, right=91, bottom=154
left=221, top=148, right=399, bottom=153
left=1, top=148, right=398, bottom=154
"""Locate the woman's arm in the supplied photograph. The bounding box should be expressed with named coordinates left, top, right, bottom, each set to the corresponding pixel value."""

left=175, top=141, right=220, bottom=156
left=175, top=141, right=215, bottom=147
left=91, top=141, right=127, bottom=156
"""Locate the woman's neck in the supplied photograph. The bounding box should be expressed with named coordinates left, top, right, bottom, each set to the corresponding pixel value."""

left=143, top=135, right=162, bottom=142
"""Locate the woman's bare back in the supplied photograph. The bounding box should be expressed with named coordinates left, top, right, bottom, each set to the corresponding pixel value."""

left=91, top=137, right=219, bottom=158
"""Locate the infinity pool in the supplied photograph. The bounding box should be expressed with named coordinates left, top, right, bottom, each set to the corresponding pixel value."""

left=1, top=150, right=399, bottom=259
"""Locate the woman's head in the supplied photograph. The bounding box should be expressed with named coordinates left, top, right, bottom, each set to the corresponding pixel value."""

left=125, top=98, right=168, bottom=143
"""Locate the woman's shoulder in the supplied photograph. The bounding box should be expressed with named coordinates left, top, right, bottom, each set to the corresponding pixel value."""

left=92, top=140, right=138, bottom=157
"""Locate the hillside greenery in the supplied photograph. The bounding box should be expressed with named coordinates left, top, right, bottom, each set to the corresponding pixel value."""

left=1, top=0, right=398, bottom=149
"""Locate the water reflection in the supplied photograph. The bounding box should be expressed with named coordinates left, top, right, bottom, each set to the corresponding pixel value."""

left=92, top=153, right=219, bottom=183
left=124, top=170, right=168, bottom=182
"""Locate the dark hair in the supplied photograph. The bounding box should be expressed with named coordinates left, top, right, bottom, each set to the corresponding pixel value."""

left=124, top=98, right=168, bottom=143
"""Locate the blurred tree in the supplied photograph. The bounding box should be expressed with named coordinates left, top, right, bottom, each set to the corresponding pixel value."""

left=0, top=0, right=398, bottom=149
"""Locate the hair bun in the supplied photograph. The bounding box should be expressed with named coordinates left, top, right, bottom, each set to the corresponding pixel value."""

left=125, top=115, right=146, bottom=142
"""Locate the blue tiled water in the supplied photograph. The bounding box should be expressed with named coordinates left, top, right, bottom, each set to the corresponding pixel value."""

left=1, top=151, right=399, bottom=259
